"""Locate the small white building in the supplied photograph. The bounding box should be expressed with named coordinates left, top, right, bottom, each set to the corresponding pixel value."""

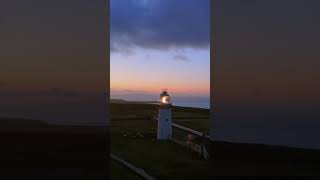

left=157, top=90, right=172, bottom=140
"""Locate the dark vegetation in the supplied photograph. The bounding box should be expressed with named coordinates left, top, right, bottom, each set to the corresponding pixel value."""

left=210, top=141, right=320, bottom=176
left=111, top=101, right=320, bottom=177
left=3, top=101, right=320, bottom=178
left=0, top=117, right=108, bottom=180
left=111, top=103, right=209, bottom=133
left=110, top=160, right=141, bottom=180
left=110, top=102, right=210, bottom=179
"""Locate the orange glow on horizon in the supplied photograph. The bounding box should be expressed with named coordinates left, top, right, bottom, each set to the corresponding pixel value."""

left=111, top=85, right=209, bottom=96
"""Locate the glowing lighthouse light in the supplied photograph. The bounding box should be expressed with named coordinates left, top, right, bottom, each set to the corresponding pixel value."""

left=157, top=89, right=172, bottom=140
left=161, top=96, right=170, bottom=104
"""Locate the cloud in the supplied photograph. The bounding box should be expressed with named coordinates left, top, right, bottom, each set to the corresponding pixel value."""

left=173, top=54, right=191, bottom=62
left=111, top=88, right=153, bottom=95
left=110, top=0, right=210, bottom=53
left=110, top=88, right=158, bottom=101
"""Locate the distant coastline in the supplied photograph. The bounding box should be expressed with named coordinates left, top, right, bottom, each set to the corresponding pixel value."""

left=173, top=101, right=209, bottom=109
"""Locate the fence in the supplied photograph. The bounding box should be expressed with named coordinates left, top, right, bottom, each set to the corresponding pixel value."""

left=154, top=117, right=211, bottom=160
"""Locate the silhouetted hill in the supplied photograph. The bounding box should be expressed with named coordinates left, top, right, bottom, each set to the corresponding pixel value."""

left=0, top=117, right=48, bottom=128
left=110, top=99, right=129, bottom=103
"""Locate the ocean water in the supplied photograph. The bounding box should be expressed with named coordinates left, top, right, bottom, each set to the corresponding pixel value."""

left=173, top=101, right=210, bottom=109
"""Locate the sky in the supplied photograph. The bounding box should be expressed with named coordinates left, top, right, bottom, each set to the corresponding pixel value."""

left=212, top=0, right=320, bottom=149
left=0, top=0, right=107, bottom=125
left=110, top=0, right=210, bottom=102
left=0, top=0, right=107, bottom=93
left=214, top=0, right=320, bottom=107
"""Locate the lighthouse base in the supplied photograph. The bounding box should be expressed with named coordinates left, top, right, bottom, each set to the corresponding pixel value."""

left=157, top=109, right=172, bottom=140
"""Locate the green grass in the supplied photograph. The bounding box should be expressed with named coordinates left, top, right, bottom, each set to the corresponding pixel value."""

left=110, top=103, right=209, bottom=132
left=110, top=102, right=210, bottom=179
left=0, top=117, right=109, bottom=179
left=110, top=160, right=142, bottom=180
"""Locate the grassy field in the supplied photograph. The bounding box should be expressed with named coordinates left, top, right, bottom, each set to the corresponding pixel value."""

left=110, top=102, right=210, bottom=179
left=111, top=102, right=320, bottom=177
left=3, top=102, right=320, bottom=177
left=110, top=160, right=142, bottom=180
left=0, top=117, right=108, bottom=179
left=111, top=102, right=210, bottom=133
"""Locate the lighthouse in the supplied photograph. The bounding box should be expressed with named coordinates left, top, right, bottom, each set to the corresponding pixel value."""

left=157, top=89, right=172, bottom=140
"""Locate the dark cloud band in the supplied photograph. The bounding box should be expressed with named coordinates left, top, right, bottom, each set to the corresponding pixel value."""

left=110, top=0, right=210, bottom=52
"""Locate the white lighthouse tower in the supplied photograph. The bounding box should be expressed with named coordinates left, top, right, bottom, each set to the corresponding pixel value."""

left=157, top=89, right=172, bottom=140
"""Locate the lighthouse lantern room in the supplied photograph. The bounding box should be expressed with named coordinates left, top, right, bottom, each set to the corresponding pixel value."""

left=157, top=89, right=172, bottom=140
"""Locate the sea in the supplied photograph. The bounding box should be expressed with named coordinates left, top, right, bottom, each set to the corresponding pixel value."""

left=172, top=101, right=210, bottom=109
